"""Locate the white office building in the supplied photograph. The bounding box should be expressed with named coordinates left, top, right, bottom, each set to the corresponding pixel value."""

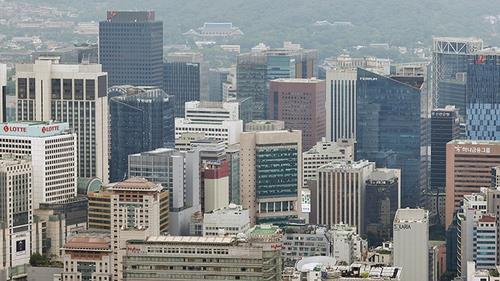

left=0, top=121, right=77, bottom=208
left=0, top=156, right=32, bottom=280
left=331, top=224, right=367, bottom=265
left=175, top=101, right=242, bottom=146
left=203, top=204, right=251, bottom=237
left=393, top=208, right=429, bottom=281
left=15, top=58, right=109, bottom=182
left=324, top=55, right=390, bottom=142
left=302, top=138, right=354, bottom=187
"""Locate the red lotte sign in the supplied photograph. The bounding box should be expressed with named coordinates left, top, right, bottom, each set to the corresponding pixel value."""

left=41, top=125, right=59, bottom=134
left=3, top=125, right=26, bottom=133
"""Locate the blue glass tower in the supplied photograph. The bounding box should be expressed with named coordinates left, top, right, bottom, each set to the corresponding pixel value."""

left=109, top=86, right=174, bottom=182
left=466, top=51, right=500, bottom=140
left=356, top=68, right=422, bottom=207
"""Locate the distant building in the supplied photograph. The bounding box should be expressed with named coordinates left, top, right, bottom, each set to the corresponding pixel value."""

left=393, top=208, right=429, bottom=281
left=281, top=223, right=331, bottom=267
left=466, top=49, right=500, bottom=140
left=32, top=44, right=99, bottom=64
left=208, top=68, right=230, bottom=102
left=183, top=22, right=244, bottom=40
left=236, top=52, right=268, bottom=120
left=445, top=140, right=500, bottom=227
left=163, top=52, right=208, bottom=116
left=109, top=86, right=174, bottom=182
left=244, top=120, right=285, bottom=132
left=0, top=63, right=6, bottom=123
left=99, top=11, right=163, bottom=87
left=240, top=130, right=302, bottom=225
left=268, top=78, right=326, bottom=151
left=432, top=37, right=483, bottom=109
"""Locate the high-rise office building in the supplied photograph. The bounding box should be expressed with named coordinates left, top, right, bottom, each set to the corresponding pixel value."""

left=310, top=160, right=375, bottom=233
left=356, top=68, right=423, bottom=207
left=202, top=160, right=229, bottom=212
left=175, top=101, right=243, bottom=146
left=226, top=144, right=240, bottom=204
left=268, top=78, right=326, bottom=151
left=208, top=68, right=230, bottom=102
left=0, top=121, right=77, bottom=208
left=302, top=138, right=354, bottom=187
left=432, top=37, right=483, bottom=109
left=0, top=156, right=32, bottom=280
left=99, top=11, right=163, bottom=87
left=364, top=169, right=400, bottom=246
left=236, top=52, right=268, bottom=120
left=393, top=208, right=429, bottom=281
left=128, top=148, right=201, bottom=236
left=445, top=140, right=500, bottom=227
left=431, top=106, right=461, bottom=192
left=466, top=49, right=500, bottom=140
left=240, top=130, right=302, bottom=225
left=109, top=178, right=169, bottom=280
left=108, top=86, right=174, bottom=182
left=163, top=52, right=208, bottom=117
left=15, top=58, right=109, bottom=182
left=323, top=55, right=390, bottom=142
left=0, top=63, right=6, bottom=123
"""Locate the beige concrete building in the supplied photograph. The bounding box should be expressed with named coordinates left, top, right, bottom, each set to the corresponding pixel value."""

left=58, top=234, right=112, bottom=281
left=240, top=130, right=302, bottom=225
left=445, top=140, right=500, bottom=227
left=15, top=58, right=109, bottom=182
left=244, top=120, right=285, bottom=132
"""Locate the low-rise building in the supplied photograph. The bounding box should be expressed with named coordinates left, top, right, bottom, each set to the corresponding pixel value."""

left=282, top=223, right=331, bottom=267
left=203, top=204, right=251, bottom=237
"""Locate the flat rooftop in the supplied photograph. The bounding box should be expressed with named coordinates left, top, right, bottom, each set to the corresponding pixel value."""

left=394, top=208, right=428, bottom=223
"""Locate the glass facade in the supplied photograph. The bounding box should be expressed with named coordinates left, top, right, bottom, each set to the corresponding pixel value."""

left=99, top=13, right=163, bottom=88
left=438, top=79, right=466, bottom=117
left=255, top=145, right=298, bottom=198
left=163, top=62, right=201, bottom=117
left=267, top=55, right=295, bottom=80
left=356, top=68, right=422, bottom=207
left=236, top=53, right=267, bottom=120
left=109, top=88, right=174, bottom=182
left=466, top=54, right=500, bottom=140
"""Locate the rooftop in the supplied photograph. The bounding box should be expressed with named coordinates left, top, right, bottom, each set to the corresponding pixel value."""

left=394, top=208, right=428, bottom=223
left=64, top=235, right=111, bottom=250
left=449, top=139, right=500, bottom=146
left=270, top=78, right=324, bottom=83
left=109, top=177, right=162, bottom=192
left=144, top=236, right=234, bottom=245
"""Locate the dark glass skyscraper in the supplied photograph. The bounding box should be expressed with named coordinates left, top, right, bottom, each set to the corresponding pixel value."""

left=466, top=51, right=500, bottom=140
left=356, top=68, right=422, bottom=207
left=430, top=106, right=460, bottom=191
left=109, top=86, right=174, bottom=182
left=236, top=52, right=267, bottom=120
left=99, top=11, right=163, bottom=87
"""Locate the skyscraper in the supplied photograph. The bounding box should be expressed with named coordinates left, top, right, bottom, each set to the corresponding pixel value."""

left=15, top=58, right=109, bottom=182
left=393, top=208, right=429, bottom=281
left=432, top=37, right=483, bottom=109
left=236, top=52, right=268, bottom=120
left=109, top=86, right=174, bottom=182
left=356, top=68, right=423, bottom=207
left=268, top=78, right=326, bottom=151
left=208, top=68, right=230, bottom=102
left=99, top=11, right=163, bottom=87
left=323, top=55, right=390, bottom=142
left=466, top=49, right=500, bottom=140
left=240, top=130, right=302, bottom=225
left=0, top=63, right=6, bottom=123
left=163, top=52, right=207, bottom=117
left=431, top=106, right=461, bottom=192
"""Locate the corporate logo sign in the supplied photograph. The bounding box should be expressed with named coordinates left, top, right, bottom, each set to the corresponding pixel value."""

left=1, top=123, right=69, bottom=137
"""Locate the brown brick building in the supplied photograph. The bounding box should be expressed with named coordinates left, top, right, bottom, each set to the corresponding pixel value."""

left=268, top=78, right=326, bottom=151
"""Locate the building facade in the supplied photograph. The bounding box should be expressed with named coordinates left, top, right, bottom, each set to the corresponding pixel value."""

left=0, top=121, right=77, bottom=208
left=393, top=208, right=429, bottom=281
left=203, top=204, right=251, bottom=237
left=268, top=78, right=326, bottom=151
left=311, top=160, right=375, bottom=233
left=99, top=11, right=163, bottom=87
left=240, top=130, right=302, bottom=225
left=15, top=58, right=109, bottom=182
left=445, top=140, right=500, bottom=227
left=356, top=68, right=423, bottom=207
left=109, top=86, right=174, bottom=182
left=236, top=52, right=268, bottom=120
